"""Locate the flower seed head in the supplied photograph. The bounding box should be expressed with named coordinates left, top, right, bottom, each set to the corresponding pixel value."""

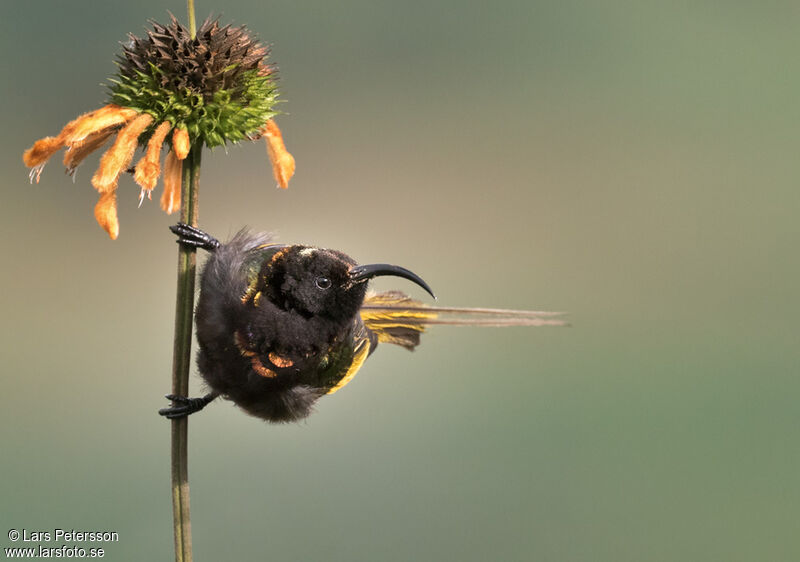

left=110, top=15, right=279, bottom=149
left=23, top=16, right=294, bottom=240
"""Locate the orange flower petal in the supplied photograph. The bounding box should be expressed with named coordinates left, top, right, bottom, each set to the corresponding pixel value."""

left=23, top=137, right=65, bottom=182
left=91, top=113, right=154, bottom=193
left=23, top=136, right=64, bottom=168
left=57, top=107, right=102, bottom=141
left=263, top=119, right=295, bottom=189
left=160, top=150, right=182, bottom=214
left=63, top=105, right=139, bottom=145
left=94, top=191, right=119, bottom=240
left=134, top=121, right=173, bottom=192
left=22, top=105, right=139, bottom=182
left=172, top=127, right=190, bottom=160
left=63, top=128, right=115, bottom=176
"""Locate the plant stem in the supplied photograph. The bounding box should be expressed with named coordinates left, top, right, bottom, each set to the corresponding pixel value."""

left=187, top=0, right=197, bottom=39
left=170, top=143, right=201, bottom=562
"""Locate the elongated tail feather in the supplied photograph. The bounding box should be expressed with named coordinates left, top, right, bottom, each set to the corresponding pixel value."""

left=360, top=291, right=567, bottom=351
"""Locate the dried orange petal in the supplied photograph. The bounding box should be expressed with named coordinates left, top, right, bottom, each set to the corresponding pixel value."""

left=91, top=113, right=153, bottom=193
left=172, top=128, right=190, bottom=160
left=94, top=191, right=119, bottom=240
left=263, top=119, right=295, bottom=189
left=160, top=150, right=182, bottom=214
left=134, top=121, right=173, bottom=191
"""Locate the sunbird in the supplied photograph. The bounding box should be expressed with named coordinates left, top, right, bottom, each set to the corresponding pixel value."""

left=159, top=223, right=566, bottom=422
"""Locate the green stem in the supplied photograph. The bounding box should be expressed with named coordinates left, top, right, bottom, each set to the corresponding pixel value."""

left=187, top=0, right=197, bottom=39
left=170, top=143, right=201, bottom=562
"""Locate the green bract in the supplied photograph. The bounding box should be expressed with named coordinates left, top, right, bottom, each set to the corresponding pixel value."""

left=108, top=16, right=279, bottom=148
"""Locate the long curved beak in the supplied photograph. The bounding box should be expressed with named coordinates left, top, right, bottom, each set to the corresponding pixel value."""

left=349, top=263, right=436, bottom=299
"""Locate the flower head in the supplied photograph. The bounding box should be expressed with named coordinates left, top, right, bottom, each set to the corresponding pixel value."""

left=23, top=16, right=295, bottom=239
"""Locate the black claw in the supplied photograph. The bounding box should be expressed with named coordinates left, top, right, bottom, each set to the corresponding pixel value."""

left=159, top=392, right=218, bottom=419
left=170, top=223, right=221, bottom=252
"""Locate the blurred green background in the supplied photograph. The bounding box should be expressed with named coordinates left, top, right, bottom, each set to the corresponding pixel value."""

left=1, top=1, right=798, bottom=560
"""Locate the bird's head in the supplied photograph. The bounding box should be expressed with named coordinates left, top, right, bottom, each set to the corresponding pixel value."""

left=260, top=246, right=435, bottom=321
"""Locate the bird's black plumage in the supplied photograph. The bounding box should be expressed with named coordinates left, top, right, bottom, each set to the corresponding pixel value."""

left=161, top=223, right=432, bottom=422
left=159, top=223, right=566, bottom=423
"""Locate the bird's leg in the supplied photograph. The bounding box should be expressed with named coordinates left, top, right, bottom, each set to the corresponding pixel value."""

left=170, top=223, right=221, bottom=251
left=159, top=392, right=219, bottom=419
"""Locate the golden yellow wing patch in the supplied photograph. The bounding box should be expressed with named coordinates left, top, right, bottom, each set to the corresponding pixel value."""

left=326, top=339, right=371, bottom=395
left=359, top=291, right=437, bottom=350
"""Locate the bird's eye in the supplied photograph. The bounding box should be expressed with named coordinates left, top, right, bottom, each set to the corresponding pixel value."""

left=315, top=276, right=332, bottom=290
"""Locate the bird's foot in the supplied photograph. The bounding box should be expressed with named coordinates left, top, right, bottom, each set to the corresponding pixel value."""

left=159, top=393, right=218, bottom=419
left=170, top=223, right=221, bottom=251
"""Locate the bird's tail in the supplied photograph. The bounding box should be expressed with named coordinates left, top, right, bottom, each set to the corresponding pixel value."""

left=360, top=291, right=568, bottom=351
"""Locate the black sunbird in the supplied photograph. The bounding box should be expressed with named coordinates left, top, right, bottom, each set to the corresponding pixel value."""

left=160, top=223, right=567, bottom=423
